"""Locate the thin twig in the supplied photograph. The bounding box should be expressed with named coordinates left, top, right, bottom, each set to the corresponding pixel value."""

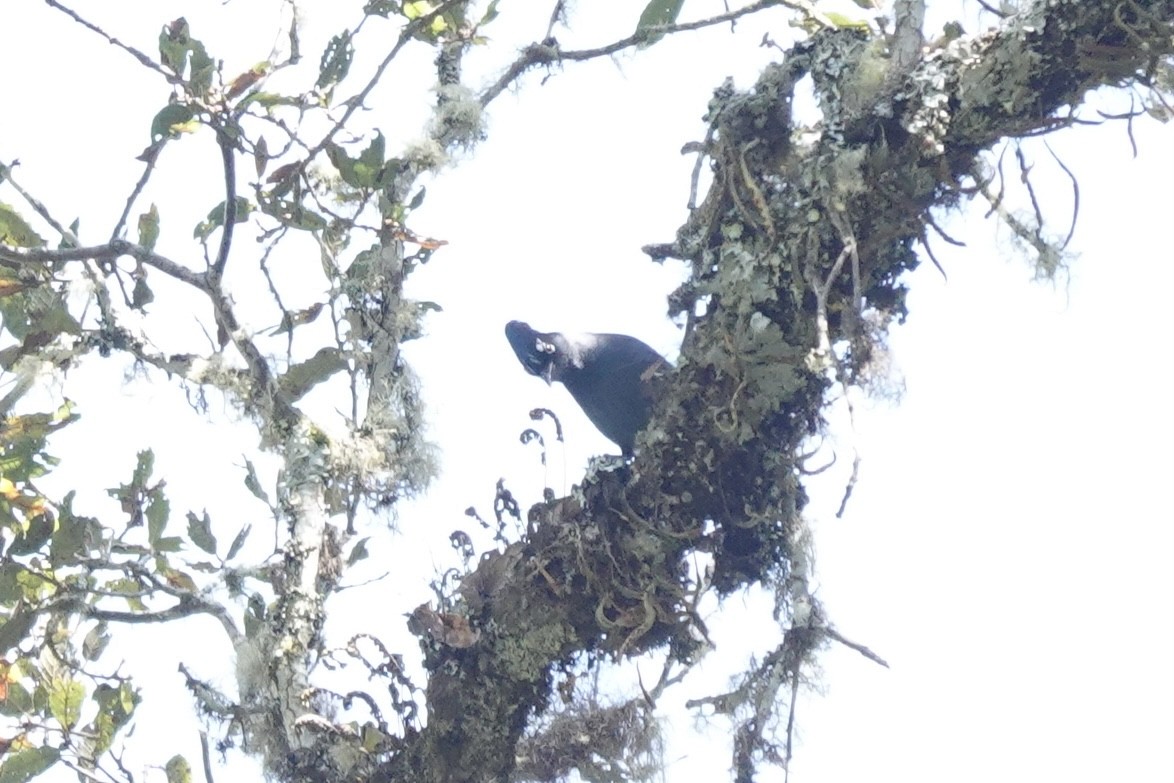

left=305, top=0, right=468, bottom=164
left=43, top=0, right=177, bottom=83
left=974, top=0, right=1009, bottom=17
left=543, top=0, right=568, bottom=41
left=920, top=231, right=948, bottom=280
left=1014, top=144, right=1045, bottom=232
left=199, top=731, right=215, bottom=783
left=782, top=671, right=799, bottom=783
left=925, top=212, right=965, bottom=246
left=685, top=125, right=716, bottom=211
left=109, top=144, right=164, bottom=244
left=1043, top=139, right=1080, bottom=251
left=823, top=626, right=889, bottom=668
left=479, top=0, right=789, bottom=107
left=806, top=243, right=853, bottom=360
left=210, top=124, right=239, bottom=280
left=0, top=161, right=80, bottom=245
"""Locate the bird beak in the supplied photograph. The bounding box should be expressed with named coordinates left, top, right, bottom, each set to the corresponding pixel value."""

left=541, top=364, right=553, bottom=385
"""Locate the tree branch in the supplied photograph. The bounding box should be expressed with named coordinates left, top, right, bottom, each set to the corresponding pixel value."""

left=479, top=0, right=792, bottom=108
left=47, top=593, right=242, bottom=646
left=209, top=124, right=239, bottom=281
left=43, top=0, right=177, bottom=83
left=0, top=241, right=208, bottom=291
left=381, top=3, right=1174, bottom=781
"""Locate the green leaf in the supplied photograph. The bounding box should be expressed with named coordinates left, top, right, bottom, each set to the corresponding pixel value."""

left=0, top=563, right=21, bottom=603
left=159, top=18, right=214, bottom=95
left=358, top=133, right=386, bottom=181
left=824, top=11, right=870, bottom=29
left=14, top=570, right=48, bottom=602
left=277, top=347, right=348, bottom=401
left=327, top=132, right=387, bottom=189
left=635, top=0, right=685, bottom=48
left=0, top=680, right=33, bottom=716
left=32, top=298, right=82, bottom=338
left=137, top=204, right=160, bottom=251
left=164, top=755, right=191, bottom=783
left=403, top=1, right=451, bottom=38
left=85, top=706, right=115, bottom=759
left=257, top=194, right=327, bottom=232
left=132, top=450, right=155, bottom=487
left=108, top=542, right=150, bottom=556
left=317, top=32, right=354, bottom=90
left=0, top=292, right=32, bottom=343
left=242, top=459, right=269, bottom=504
left=244, top=593, right=266, bottom=638
left=153, top=536, right=184, bottom=553
left=0, top=204, right=45, bottom=248
left=64, top=219, right=80, bottom=248
left=120, top=682, right=138, bottom=715
left=187, top=41, right=215, bottom=96
left=50, top=503, right=98, bottom=567
left=82, top=622, right=110, bottom=661
left=326, top=142, right=359, bottom=187
left=236, top=92, right=304, bottom=111
left=104, top=578, right=147, bottom=612
left=158, top=19, right=192, bottom=73
left=253, top=136, right=269, bottom=177
left=346, top=537, right=370, bottom=566
left=150, top=104, right=197, bottom=142
left=49, top=676, right=84, bottom=730
left=479, top=0, right=501, bottom=26
left=0, top=607, right=35, bottom=655
left=193, top=196, right=253, bottom=241
left=186, top=510, right=217, bottom=555
left=407, top=186, right=426, bottom=210
left=226, top=523, right=251, bottom=561
left=0, top=746, right=61, bottom=783
left=0, top=427, right=45, bottom=481
left=146, top=490, right=169, bottom=546
left=159, top=565, right=197, bottom=592
left=132, top=277, right=154, bottom=310
left=90, top=682, right=137, bottom=752
left=403, top=0, right=432, bottom=19
left=6, top=514, right=55, bottom=557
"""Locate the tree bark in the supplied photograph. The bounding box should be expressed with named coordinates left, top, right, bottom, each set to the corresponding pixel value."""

left=387, top=2, right=1174, bottom=781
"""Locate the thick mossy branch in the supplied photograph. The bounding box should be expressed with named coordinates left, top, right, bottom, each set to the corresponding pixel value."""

left=384, top=3, right=1174, bottom=782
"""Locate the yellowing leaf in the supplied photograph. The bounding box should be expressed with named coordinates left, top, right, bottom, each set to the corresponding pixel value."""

left=48, top=676, right=84, bottom=730
left=403, top=1, right=434, bottom=20
left=0, top=278, right=32, bottom=297
left=138, top=204, right=160, bottom=251
left=164, top=755, right=192, bottom=783
left=824, top=11, right=870, bottom=29
left=0, top=203, right=45, bottom=248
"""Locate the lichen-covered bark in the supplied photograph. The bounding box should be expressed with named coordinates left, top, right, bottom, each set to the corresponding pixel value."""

left=387, top=3, right=1174, bottom=781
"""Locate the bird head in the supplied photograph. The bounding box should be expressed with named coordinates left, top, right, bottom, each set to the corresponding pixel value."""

left=505, top=321, right=561, bottom=384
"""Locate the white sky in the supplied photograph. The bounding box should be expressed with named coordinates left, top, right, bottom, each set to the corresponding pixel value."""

left=1, top=1, right=1171, bottom=782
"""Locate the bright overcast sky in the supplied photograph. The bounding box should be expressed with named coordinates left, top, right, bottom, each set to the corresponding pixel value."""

left=2, top=1, right=1172, bottom=782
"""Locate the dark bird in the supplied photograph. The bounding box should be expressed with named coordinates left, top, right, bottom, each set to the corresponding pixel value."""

left=505, top=321, right=667, bottom=455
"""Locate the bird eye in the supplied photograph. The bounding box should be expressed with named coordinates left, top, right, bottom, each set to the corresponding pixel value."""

left=535, top=339, right=556, bottom=355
